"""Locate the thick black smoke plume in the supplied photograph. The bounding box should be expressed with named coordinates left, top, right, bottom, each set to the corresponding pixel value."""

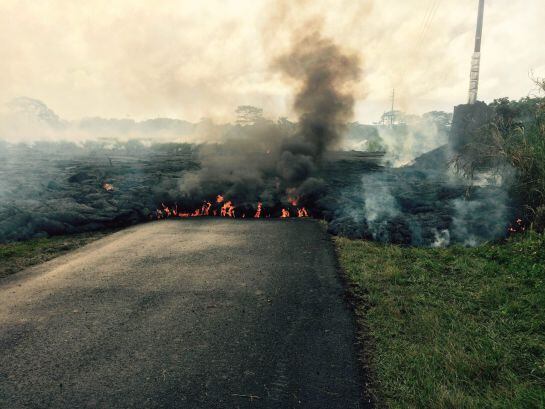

left=179, top=32, right=361, bottom=211
left=275, top=34, right=361, bottom=159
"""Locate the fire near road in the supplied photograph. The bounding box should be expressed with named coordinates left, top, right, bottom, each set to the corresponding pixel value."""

left=0, top=220, right=366, bottom=408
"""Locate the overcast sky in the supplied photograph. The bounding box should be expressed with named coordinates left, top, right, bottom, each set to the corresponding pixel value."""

left=1, top=0, right=544, bottom=124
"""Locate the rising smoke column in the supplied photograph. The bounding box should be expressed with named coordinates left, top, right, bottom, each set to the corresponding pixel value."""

left=275, top=33, right=361, bottom=158
left=274, top=32, right=361, bottom=190
left=179, top=29, right=362, bottom=209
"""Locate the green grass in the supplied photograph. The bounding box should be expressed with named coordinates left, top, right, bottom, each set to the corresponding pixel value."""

left=0, top=230, right=114, bottom=278
left=336, top=233, right=545, bottom=409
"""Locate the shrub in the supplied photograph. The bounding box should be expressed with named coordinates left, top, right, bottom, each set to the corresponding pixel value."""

left=453, top=80, right=545, bottom=231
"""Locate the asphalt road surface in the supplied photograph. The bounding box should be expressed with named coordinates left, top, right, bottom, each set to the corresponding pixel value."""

left=0, top=220, right=367, bottom=408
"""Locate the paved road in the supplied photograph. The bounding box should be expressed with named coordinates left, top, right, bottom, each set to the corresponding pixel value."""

left=0, top=220, right=366, bottom=408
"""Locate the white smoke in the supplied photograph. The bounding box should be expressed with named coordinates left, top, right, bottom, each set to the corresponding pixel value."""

left=0, top=97, right=205, bottom=144
left=378, top=114, right=450, bottom=167
left=432, top=229, right=451, bottom=248
left=361, top=173, right=400, bottom=240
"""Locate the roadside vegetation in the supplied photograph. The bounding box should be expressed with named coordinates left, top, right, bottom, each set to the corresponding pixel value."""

left=454, top=79, right=545, bottom=231
left=336, top=233, right=545, bottom=409
left=335, top=84, right=545, bottom=408
left=0, top=230, right=114, bottom=278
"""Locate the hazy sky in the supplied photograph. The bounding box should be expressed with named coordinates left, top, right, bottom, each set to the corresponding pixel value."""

left=1, top=0, right=544, bottom=124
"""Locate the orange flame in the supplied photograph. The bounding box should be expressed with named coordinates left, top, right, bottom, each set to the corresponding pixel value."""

left=201, top=201, right=212, bottom=216
left=297, top=208, right=309, bottom=218
left=254, top=202, right=262, bottom=218
left=161, top=203, right=171, bottom=218
left=157, top=194, right=312, bottom=220
left=286, top=187, right=299, bottom=206
left=221, top=201, right=235, bottom=217
left=508, top=218, right=526, bottom=234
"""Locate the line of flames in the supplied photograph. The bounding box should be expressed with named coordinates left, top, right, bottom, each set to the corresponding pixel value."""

left=156, top=194, right=309, bottom=220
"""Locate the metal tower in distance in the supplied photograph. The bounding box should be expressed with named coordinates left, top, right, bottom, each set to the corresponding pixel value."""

left=380, top=89, right=396, bottom=127
left=468, top=0, right=485, bottom=104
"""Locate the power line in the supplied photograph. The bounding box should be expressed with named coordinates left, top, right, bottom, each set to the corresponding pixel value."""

left=417, top=0, right=443, bottom=47
left=416, top=0, right=435, bottom=44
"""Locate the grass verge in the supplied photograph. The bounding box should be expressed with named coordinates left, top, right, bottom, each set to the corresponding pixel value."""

left=336, top=233, right=545, bottom=409
left=0, top=230, right=115, bottom=279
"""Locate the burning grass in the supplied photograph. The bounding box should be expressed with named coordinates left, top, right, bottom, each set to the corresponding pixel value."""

left=336, top=233, right=545, bottom=408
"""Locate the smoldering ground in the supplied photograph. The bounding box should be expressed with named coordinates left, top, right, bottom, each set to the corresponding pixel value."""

left=325, top=146, right=513, bottom=246
left=0, top=136, right=513, bottom=245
